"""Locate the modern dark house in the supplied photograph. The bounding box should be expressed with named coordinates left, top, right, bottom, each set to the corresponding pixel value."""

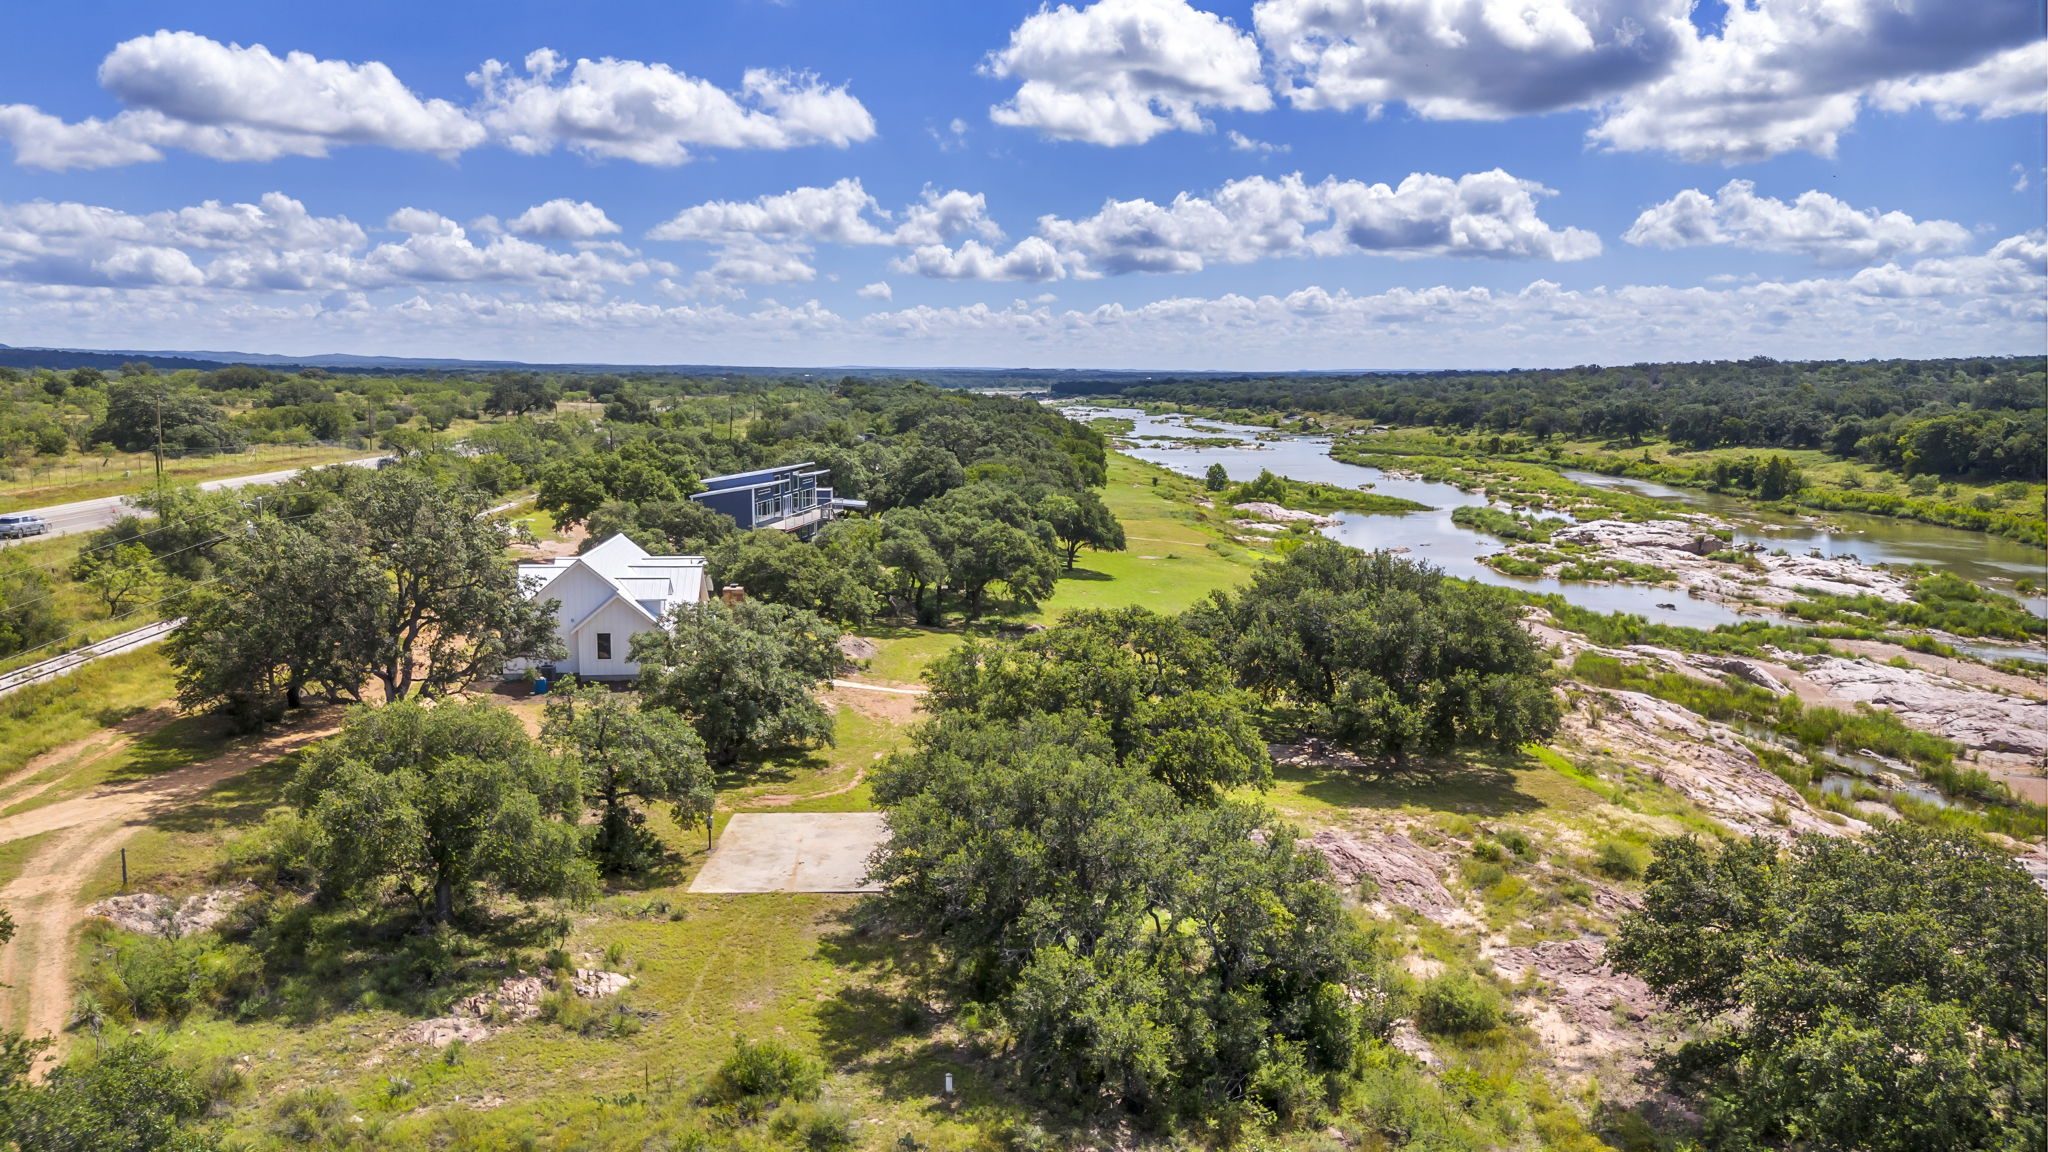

left=690, top=462, right=866, bottom=536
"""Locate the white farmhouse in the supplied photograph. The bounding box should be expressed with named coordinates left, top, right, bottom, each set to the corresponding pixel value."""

left=514, top=533, right=708, bottom=680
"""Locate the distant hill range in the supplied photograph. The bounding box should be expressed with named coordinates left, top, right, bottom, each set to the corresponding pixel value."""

left=0, top=342, right=1423, bottom=385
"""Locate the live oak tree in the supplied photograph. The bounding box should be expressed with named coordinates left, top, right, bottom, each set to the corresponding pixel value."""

left=165, top=518, right=368, bottom=726
left=1610, top=826, right=2046, bottom=1152
left=1193, top=542, right=1560, bottom=763
left=889, top=483, right=1064, bottom=619
left=1033, top=487, right=1126, bottom=569
left=167, top=467, right=561, bottom=722
left=540, top=679, right=715, bottom=869
left=868, top=715, right=1390, bottom=1129
left=707, top=522, right=885, bottom=626
left=632, top=599, right=841, bottom=770
left=923, top=607, right=1269, bottom=802
left=287, top=698, right=593, bottom=926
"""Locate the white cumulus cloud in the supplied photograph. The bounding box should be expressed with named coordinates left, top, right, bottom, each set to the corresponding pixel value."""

left=470, top=49, right=874, bottom=165
left=1624, top=180, right=1972, bottom=266
left=857, top=281, right=894, bottom=300
left=1255, top=0, right=1694, bottom=119
left=0, top=193, right=654, bottom=295
left=647, top=180, right=1001, bottom=285
left=984, top=0, right=1271, bottom=145
left=1589, top=0, right=2044, bottom=163
left=0, top=32, right=876, bottom=170
left=507, top=199, right=622, bottom=240
left=98, top=30, right=484, bottom=154
left=899, top=170, right=1601, bottom=281
left=1869, top=40, right=2048, bottom=122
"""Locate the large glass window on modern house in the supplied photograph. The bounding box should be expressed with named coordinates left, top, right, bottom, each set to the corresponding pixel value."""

left=692, top=462, right=867, bottom=538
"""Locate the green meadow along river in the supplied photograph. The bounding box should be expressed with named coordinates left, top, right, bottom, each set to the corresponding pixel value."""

left=1069, top=406, right=2048, bottom=659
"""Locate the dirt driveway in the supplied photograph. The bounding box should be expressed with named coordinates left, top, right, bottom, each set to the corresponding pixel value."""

left=0, top=711, right=335, bottom=1054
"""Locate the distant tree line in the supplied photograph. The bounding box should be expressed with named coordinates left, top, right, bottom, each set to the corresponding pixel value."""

left=1073, top=356, right=2047, bottom=482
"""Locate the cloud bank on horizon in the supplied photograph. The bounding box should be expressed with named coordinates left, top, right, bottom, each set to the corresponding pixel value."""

left=0, top=1, right=2039, bottom=369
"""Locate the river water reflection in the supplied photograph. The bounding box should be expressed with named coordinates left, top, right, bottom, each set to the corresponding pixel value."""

left=1074, top=406, right=2047, bottom=644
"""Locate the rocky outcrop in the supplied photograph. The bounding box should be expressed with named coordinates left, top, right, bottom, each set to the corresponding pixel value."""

left=87, top=884, right=253, bottom=938
left=396, top=968, right=632, bottom=1049
left=1491, top=937, right=1659, bottom=1085
left=1307, top=829, right=1460, bottom=920
left=1231, top=501, right=1340, bottom=528
left=1796, top=655, right=2048, bottom=756
left=1693, top=655, right=1790, bottom=695
left=1572, top=690, right=1863, bottom=840
left=1552, top=520, right=1720, bottom=557
left=1546, top=519, right=1913, bottom=606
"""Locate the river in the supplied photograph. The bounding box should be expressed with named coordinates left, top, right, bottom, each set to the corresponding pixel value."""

left=1072, top=406, right=2048, bottom=653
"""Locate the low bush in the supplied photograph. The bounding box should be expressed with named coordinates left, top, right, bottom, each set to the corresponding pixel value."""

left=1415, top=971, right=1507, bottom=1036
left=708, top=1037, right=824, bottom=1106
left=1592, top=839, right=1650, bottom=880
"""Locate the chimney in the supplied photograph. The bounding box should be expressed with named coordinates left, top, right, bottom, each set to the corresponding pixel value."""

left=721, top=585, right=747, bottom=604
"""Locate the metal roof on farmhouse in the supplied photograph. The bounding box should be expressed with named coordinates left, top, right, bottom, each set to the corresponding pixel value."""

left=516, top=533, right=706, bottom=625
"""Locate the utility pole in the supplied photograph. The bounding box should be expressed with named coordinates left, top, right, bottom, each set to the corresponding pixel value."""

left=152, top=382, right=166, bottom=508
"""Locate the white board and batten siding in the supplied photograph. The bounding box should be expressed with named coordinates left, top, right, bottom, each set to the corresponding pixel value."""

left=513, top=534, right=709, bottom=680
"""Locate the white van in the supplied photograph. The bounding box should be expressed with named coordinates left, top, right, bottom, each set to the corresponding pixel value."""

left=0, top=513, right=50, bottom=538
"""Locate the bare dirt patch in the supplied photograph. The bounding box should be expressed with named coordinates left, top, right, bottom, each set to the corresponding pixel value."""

left=823, top=681, right=924, bottom=726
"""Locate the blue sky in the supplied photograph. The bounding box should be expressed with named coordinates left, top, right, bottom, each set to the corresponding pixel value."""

left=0, top=0, right=2041, bottom=368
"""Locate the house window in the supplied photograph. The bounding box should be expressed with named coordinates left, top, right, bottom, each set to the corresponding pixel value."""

left=596, top=633, right=613, bottom=661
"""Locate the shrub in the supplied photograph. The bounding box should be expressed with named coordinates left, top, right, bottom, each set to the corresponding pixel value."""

left=1415, top=972, right=1507, bottom=1036
left=771, top=1101, right=859, bottom=1150
left=1593, top=839, right=1650, bottom=880
left=80, top=924, right=264, bottom=1023
left=709, top=1037, right=823, bottom=1105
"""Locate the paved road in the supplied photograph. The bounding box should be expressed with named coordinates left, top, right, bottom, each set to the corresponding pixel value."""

left=0, top=455, right=387, bottom=548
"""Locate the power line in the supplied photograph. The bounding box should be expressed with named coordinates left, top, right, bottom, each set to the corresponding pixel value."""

left=0, top=508, right=325, bottom=615
left=0, top=577, right=219, bottom=672
left=0, top=494, right=298, bottom=579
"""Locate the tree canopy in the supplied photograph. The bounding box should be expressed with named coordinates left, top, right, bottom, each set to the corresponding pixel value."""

left=167, top=467, right=560, bottom=722
left=1610, top=826, right=2046, bottom=1152
left=868, top=714, right=1391, bottom=1131
left=923, top=607, right=1270, bottom=802
left=287, top=698, right=593, bottom=925
left=540, top=679, right=714, bottom=871
left=1193, top=542, right=1561, bottom=762
left=632, top=599, right=842, bottom=770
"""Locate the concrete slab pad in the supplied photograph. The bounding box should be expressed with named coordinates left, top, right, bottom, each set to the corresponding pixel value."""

left=688, top=812, right=889, bottom=894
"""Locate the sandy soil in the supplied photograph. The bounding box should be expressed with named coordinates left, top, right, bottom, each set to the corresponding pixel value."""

left=0, top=709, right=337, bottom=1063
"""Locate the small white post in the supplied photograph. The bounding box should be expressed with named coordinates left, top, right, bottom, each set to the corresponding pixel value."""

left=943, top=1073, right=954, bottom=1095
